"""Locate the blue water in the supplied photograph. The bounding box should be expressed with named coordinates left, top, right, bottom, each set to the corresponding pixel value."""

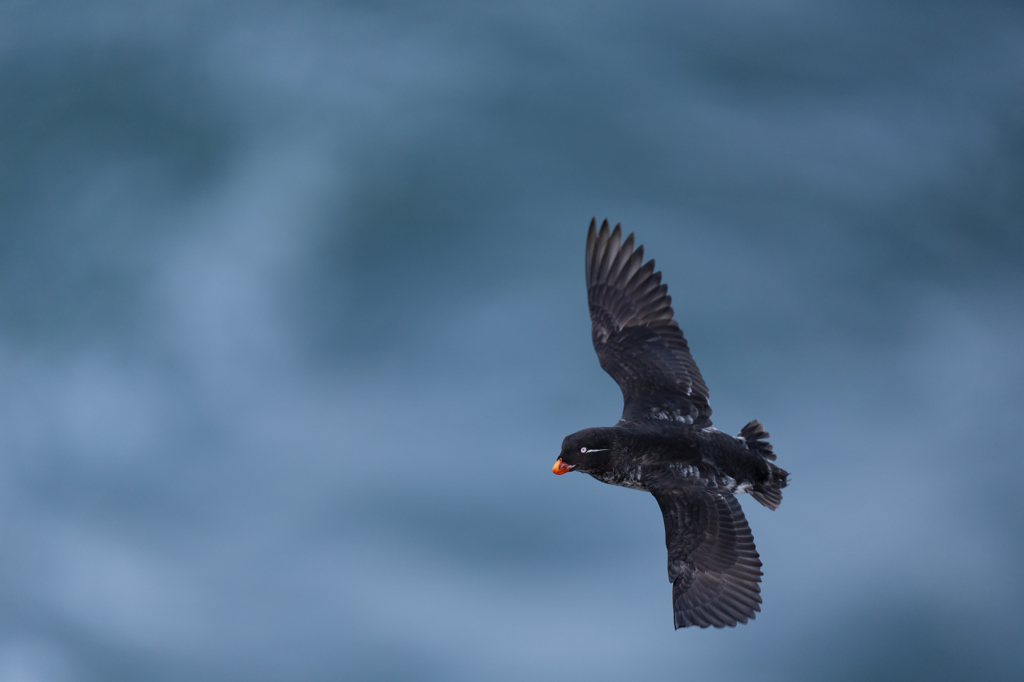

left=1, top=2, right=1022, bottom=680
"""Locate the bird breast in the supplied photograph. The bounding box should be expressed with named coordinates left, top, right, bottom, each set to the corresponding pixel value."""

left=588, top=466, right=648, bottom=491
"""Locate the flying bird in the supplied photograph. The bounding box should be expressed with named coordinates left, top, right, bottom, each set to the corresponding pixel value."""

left=553, top=219, right=789, bottom=629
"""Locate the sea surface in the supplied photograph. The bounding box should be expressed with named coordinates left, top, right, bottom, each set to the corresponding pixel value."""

left=1, top=2, right=1022, bottom=680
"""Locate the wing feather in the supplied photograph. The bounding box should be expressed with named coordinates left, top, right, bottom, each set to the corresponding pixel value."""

left=645, top=468, right=763, bottom=629
left=585, top=219, right=711, bottom=426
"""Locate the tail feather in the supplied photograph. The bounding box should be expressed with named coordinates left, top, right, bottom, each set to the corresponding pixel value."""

left=750, top=483, right=784, bottom=511
left=739, top=420, right=789, bottom=511
left=739, top=419, right=775, bottom=460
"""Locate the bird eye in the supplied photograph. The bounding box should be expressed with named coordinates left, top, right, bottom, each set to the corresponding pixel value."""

left=580, top=447, right=587, bottom=453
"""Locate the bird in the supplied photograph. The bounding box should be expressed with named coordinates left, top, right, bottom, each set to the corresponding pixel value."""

left=552, top=218, right=789, bottom=629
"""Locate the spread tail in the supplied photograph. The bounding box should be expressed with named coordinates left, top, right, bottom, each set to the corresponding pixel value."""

left=739, top=420, right=789, bottom=511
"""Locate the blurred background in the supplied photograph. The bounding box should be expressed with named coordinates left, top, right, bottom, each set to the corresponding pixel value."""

left=1, top=1, right=1022, bottom=680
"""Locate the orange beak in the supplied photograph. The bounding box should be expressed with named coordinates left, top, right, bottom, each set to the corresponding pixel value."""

left=552, top=458, right=573, bottom=475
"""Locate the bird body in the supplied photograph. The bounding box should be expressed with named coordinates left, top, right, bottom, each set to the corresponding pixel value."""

left=553, top=219, right=790, bottom=629
left=561, top=423, right=782, bottom=499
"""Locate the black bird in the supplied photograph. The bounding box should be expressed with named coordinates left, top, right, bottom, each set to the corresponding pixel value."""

left=553, top=219, right=789, bottom=629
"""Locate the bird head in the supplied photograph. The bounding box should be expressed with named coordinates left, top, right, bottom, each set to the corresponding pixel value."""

left=553, top=428, right=614, bottom=475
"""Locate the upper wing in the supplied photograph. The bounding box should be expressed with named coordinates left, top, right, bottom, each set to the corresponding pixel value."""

left=586, top=219, right=711, bottom=427
left=645, top=468, right=763, bottom=629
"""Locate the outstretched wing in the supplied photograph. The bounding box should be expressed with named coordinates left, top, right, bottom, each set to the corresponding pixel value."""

left=645, top=468, right=763, bottom=628
left=586, top=219, right=711, bottom=427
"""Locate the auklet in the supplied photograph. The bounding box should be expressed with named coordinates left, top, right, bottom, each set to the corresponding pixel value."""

left=553, top=219, right=789, bottom=629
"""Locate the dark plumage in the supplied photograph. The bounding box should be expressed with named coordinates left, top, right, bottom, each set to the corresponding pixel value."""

left=553, top=219, right=789, bottom=629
